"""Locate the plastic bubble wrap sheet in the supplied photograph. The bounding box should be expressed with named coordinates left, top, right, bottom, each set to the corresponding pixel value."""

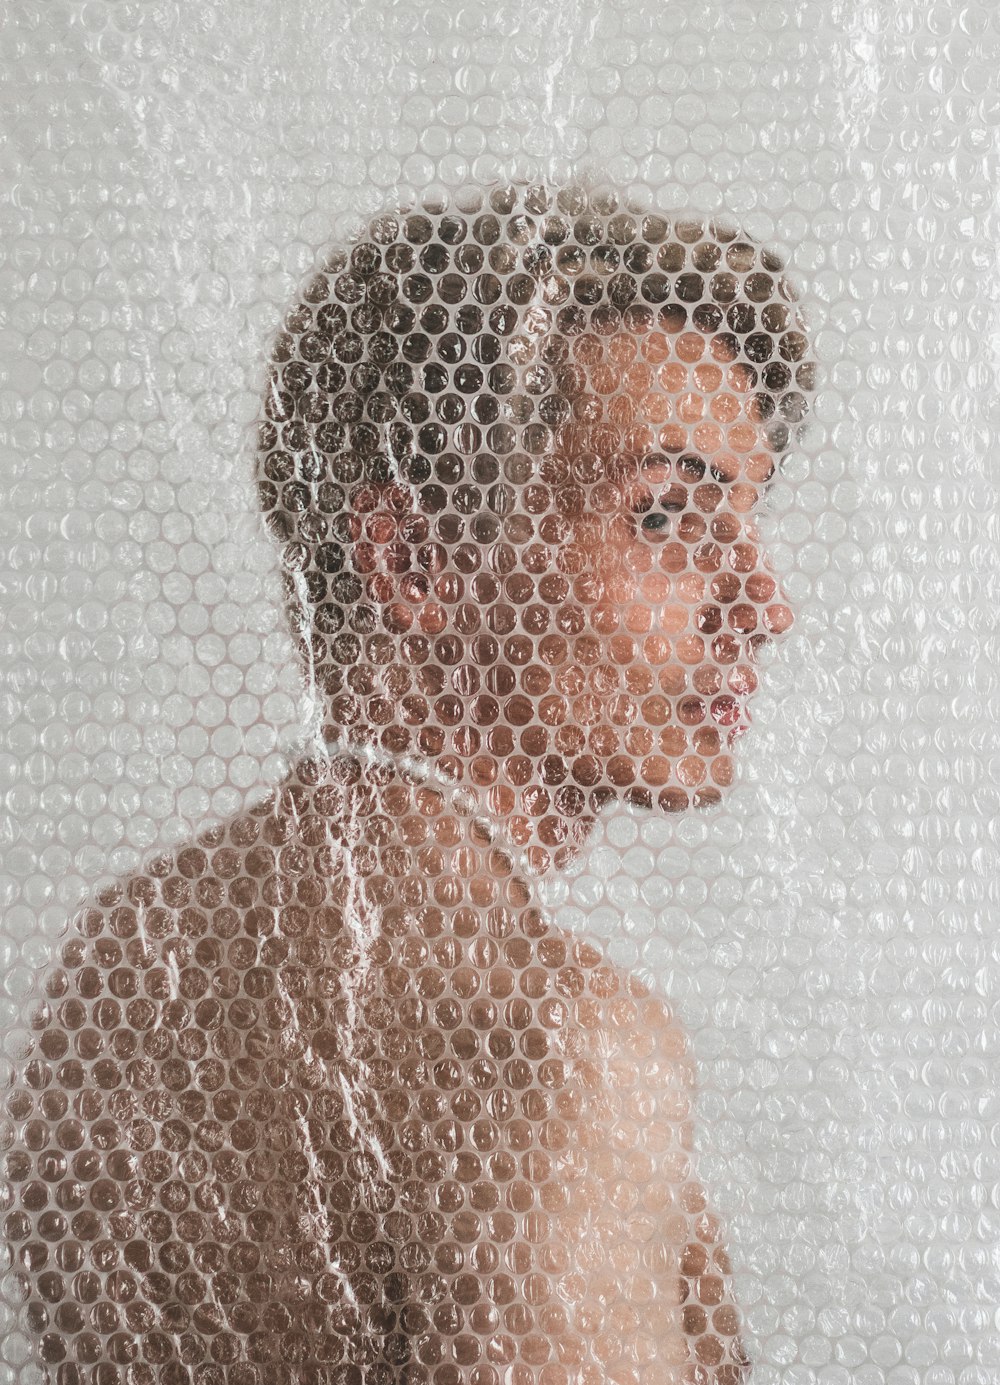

left=1, top=3, right=999, bottom=1383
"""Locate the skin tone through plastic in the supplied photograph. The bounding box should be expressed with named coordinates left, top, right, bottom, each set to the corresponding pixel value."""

left=4, top=182, right=813, bottom=1384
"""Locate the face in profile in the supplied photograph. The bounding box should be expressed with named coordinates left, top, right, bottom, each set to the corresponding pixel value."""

left=257, top=182, right=812, bottom=858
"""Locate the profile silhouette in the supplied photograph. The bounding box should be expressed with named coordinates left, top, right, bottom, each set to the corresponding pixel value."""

left=5, top=178, right=814, bottom=1384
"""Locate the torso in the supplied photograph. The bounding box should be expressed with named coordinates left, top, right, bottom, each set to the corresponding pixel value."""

left=7, top=748, right=745, bottom=1383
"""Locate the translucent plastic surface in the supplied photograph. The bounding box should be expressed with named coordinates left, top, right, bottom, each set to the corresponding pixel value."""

left=2, top=4, right=1000, bottom=1384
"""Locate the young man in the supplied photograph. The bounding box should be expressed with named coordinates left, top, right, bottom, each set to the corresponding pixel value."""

left=5, top=179, right=813, bottom=1384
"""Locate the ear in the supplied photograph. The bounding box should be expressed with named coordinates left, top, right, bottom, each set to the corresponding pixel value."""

left=347, top=479, right=425, bottom=571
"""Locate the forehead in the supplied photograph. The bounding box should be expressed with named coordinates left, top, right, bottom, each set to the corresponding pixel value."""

left=557, top=328, right=759, bottom=390
left=563, top=327, right=747, bottom=364
left=547, top=326, right=774, bottom=481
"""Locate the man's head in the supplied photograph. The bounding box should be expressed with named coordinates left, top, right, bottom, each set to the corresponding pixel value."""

left=255, top=180, right=814, bottom=840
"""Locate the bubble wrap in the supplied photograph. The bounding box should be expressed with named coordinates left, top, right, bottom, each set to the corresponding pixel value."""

left=2, top=3, right=999, bottom=1384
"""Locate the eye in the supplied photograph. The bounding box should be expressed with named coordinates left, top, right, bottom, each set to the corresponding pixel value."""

left=623, top=455, right=692, bottom=536
left=619, top=487, right=672, bottom=539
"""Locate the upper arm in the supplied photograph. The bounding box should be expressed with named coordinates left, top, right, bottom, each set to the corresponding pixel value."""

left=3, top=856, right=300, bottom=1373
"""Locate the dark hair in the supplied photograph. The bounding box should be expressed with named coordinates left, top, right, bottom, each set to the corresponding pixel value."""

left=255, top=179, right=815, bottom=701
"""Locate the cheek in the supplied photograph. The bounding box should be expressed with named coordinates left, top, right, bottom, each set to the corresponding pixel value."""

left=570, top=512, right=647, bottom=589
left=564, top=525, right=683, bottom=652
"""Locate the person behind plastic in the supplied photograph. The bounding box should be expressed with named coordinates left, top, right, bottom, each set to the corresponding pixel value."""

left=5, top=179, right=813, bottom=1385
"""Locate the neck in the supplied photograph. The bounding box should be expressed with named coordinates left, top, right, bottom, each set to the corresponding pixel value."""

left=302, top=721, right=604, bottom=882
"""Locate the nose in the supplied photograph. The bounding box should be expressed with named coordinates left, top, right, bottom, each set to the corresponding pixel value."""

left=739, top=571, right=794, bottom=650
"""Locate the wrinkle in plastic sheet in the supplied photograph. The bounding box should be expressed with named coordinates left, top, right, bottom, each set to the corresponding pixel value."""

left=1, top=2, right=1000, bottom=1384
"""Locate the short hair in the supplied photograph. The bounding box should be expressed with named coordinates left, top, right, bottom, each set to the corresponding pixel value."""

left=255, top=179, right=815, bottom=706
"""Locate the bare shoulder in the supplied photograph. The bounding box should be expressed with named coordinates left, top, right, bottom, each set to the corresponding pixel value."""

left=33, top=780, right=314, bottom=1011
left=16, top=783, right=328, bottom=1138
left=5, top=779, right=355, bottom=1376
